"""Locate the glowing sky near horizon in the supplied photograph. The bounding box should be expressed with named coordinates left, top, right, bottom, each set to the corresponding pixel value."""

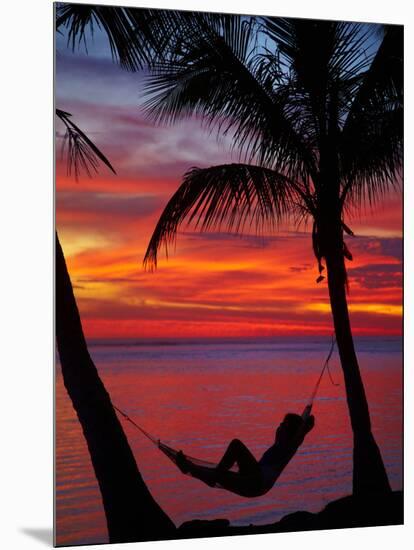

left=55, top=22, right=402, bottom=339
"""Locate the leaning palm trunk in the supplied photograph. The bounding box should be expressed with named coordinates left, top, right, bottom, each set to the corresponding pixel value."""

left=56, top=232, right=176, bottom=542
left=324, top=227, right=391, bottom=495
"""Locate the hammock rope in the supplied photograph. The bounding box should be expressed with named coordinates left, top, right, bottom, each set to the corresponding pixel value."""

left=305, top=334, right=339, bottom=409
left=114, top=336, right=338, bottom=474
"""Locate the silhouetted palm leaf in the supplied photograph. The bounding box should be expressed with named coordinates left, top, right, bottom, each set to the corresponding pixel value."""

left=56, top=109, right=116, bottom=178
left=144, top=163, right=310, bottom=268
left=56, top=3, right=183, bottom=70
left=341, top=107, right=402, bottom=210
left=262, top=19, right=377, bottom=161
left=340, top=25, right=403, bottom=207
left=144, top=13, right=316, bottom=179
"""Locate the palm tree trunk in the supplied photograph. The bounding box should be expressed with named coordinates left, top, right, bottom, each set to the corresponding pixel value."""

left=325, top=245, right=391, bottom=495
left=56, top=232, right=176, bottom=543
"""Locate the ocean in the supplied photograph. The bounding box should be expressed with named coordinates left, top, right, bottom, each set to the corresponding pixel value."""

left=55, top=336, right=402, bottom=546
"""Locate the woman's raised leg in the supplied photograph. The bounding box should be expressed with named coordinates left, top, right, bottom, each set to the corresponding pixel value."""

left=217, top=439, right=259, bottom=474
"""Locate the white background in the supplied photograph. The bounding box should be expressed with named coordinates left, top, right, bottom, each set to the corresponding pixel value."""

left=1, top=0, right=412, bottom=548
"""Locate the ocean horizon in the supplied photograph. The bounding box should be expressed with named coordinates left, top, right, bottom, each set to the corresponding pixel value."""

left=85, top=333, right=402, bottom=347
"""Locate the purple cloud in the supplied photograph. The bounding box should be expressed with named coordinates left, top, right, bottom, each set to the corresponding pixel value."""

left=57, top=191, right=162, bottom=218
left=348, top=262, right=402, bottom=289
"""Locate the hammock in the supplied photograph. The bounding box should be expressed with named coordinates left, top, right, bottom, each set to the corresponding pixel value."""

left=114, top=336, right=338, bottom=493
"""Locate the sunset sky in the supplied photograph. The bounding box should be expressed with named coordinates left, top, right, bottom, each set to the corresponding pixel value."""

left=55, top=22, right=402, bottom=340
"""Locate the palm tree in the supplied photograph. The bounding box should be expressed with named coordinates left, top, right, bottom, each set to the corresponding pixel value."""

left=143, top=16, right=403, bottom=495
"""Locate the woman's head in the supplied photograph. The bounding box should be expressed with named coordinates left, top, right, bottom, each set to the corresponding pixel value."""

left=275, top=413, right=303, bottom=443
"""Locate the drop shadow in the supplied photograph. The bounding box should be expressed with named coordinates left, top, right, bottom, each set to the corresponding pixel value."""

left=20, top=527, right=53, bottom=546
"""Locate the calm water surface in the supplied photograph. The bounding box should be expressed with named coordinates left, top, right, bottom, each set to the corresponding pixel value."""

left=55, top=336, right=402, bottom=546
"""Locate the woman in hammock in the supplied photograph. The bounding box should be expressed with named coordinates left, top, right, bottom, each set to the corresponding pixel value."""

left=176, top=411, right=315, bottom=497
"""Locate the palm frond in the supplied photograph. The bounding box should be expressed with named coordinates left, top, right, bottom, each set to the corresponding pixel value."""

left=56, top=3, right=183, bottom=70
left=262, top=19, right=377, bottom=146
left=143, top=163, right=311, bottom=269
left=340, top=106, right=402, bottom=209
left=56, top=109, right=116, bottom=179
left=340, top=25, right=403, bottom=208
left=343, top=25, right=403, bottom=129
left=263, top=19, right=377, bottom=86
left=144, top=13, right=317, bottom=180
